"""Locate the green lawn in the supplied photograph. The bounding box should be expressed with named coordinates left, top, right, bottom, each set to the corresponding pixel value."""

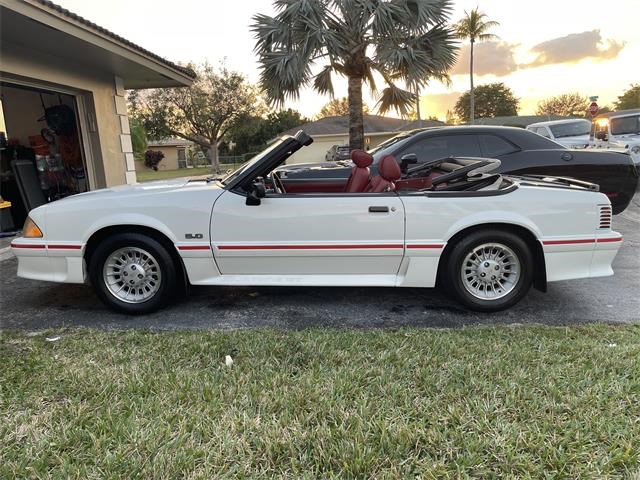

left=136, top=167, right=212, bottom=182
left=2, top=325, right=639, bottom=478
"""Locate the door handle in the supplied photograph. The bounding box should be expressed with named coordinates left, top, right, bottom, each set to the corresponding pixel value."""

left=369, top=206, right=389, bottom=213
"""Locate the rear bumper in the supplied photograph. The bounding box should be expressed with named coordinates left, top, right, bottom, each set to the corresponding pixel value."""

left=542, top=234, right=623, bottom=282
left=11, top=239, right=86, bottom=283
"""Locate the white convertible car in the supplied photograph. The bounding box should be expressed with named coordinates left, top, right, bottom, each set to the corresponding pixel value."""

left=12, top=131, right=622, bottom=314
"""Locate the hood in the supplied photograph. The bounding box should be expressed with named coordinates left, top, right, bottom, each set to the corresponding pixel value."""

left=53, top=177, right=218, bottom=204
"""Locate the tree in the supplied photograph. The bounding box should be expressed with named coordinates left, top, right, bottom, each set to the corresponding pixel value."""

left=614, top=84, right=640, bottom=110
left=131, top=63, right=258, bottom=171
left=455, top=8, right=499, bottom=124
left=252, top=0, right=458, bottom=150
left=317, top=97, right=369, bottom=118
left=454, top=82, right=519, bottom=122
left=129, top=117, right=147, bottom=162
left=536, top=93, right=589, bottom=117
left=223, top=109, right=310, bottom=156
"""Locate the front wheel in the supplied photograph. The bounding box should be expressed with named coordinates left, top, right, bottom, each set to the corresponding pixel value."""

left=89, top=233, right=178, bottom=314
left=443, top=230, right=533, bottom=312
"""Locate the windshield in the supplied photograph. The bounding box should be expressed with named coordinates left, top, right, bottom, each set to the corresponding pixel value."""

left=549, top=120, right=590, bottom=138
left=221, top=139, right=285, bottom=185
left=611, top=115, right=640, bottom=135
left=368, top=133, right=413, bottom=154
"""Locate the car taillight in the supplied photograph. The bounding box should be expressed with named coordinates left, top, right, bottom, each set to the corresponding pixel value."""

left=598, top=205, right=612, bottom=230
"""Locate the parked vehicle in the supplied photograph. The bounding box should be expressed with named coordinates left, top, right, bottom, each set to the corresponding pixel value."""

left=325, top=144, right=352, bottom=161
left=590, top=109, right=640, bottom=165
left=12, top=131, right=622, bottom=315
left=276, top=126, right=638, bottom=214
left=526, top=119, right=591, bottom=148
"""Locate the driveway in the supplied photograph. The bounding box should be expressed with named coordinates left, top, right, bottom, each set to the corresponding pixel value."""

left=1, top=196, right=638, bottom=331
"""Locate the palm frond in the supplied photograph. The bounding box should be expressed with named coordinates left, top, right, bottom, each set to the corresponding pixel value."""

left=313, top=65, right=336, bottom=96
left=374, top=24, right=459, bottom=87
left=376, top=83, right=415, bottom=116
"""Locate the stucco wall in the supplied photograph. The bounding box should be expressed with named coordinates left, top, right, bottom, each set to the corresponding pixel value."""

left=1, top=40, right=132, bottom=188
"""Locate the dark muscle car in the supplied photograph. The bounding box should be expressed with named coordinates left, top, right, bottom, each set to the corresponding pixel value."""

left=274, top=126, right=638, bottom=214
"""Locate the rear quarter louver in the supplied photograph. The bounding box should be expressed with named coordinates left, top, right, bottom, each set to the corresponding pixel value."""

left=598, top=205, right=612, bottom=230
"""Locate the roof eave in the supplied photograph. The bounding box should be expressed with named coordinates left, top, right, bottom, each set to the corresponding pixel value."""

left=6, top=0, right=195, bottom=88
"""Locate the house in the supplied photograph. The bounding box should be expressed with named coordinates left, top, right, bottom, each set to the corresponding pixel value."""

left=280, top=115, right=444, bottom=164
left=136, top=138, right=195, bottom=172
left=0, top=0, right=194, bottom=226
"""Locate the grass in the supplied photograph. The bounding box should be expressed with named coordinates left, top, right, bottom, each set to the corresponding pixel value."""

left=1, top=325, right=639, bottom=478
left=136, top=167, right=212, bottom=182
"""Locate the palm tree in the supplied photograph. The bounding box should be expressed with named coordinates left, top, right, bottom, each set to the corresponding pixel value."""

left=456, top=8, right=499, bottom=124
left=252, top=0, right=458, bottom=150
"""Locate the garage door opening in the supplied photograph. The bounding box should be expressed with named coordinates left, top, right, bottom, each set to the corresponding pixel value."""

left=0, top=82, right=90, bottom=227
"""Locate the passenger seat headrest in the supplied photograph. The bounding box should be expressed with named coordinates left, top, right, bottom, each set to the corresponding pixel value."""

left=378, top=155, right=402, bottom=181
left=351, top=149, right=373, bottom=168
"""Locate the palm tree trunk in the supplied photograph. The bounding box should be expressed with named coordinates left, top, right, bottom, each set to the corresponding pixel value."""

left=347, top=75, right=365, bottom=150
left=469, top=40, right=475, bottom=125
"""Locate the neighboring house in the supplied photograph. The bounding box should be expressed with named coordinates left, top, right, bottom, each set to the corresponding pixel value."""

left=469, top=115, right=572, bottom=128
left=136, top=138, right=195, bottom=171
left=280, top=115, right=444, bottom=164
left=0, top=0, right=194, bottom=225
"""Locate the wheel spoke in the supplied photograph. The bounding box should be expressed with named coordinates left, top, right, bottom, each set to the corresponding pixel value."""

left=103, top=247, right=162, bottom=304
left=460, top=242, right=521, bottom=301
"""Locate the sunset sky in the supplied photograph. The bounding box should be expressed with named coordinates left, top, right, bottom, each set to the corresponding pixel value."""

left=55, top=0, right=640, bottom=120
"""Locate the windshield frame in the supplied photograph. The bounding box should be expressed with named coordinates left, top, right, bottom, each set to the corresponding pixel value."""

left=221, top=140, right=287, bottom=186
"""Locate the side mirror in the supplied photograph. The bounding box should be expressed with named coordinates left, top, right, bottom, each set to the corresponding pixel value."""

left=246, top=182, right=266, bottom=206
left=595, top=131, right=608, bottom=141
left=399, top=153, right=418, bottom=174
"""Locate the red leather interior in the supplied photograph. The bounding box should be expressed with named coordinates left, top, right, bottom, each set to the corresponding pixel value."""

left=344, top=149, right=373, bottom=193
left=365, top=155, right=401, bottom=192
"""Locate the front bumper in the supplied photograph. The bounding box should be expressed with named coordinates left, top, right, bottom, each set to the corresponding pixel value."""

left=11, top=239, right=86, bottom=283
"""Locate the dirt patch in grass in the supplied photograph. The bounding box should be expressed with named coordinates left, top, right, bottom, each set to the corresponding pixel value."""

left=1, top=325, right=639, bottom=478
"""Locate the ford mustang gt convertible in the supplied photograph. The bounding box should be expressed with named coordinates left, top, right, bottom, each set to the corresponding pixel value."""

left=12, top=131, right=623, bottom=314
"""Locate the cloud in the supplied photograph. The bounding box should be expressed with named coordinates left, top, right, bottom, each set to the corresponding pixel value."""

left=451, top=41, right=518, bottom=77
left=526, top=30, right=624, bottom=67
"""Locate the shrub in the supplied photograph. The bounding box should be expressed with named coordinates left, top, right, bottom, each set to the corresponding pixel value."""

left=144, top=150, right=165, bottom=171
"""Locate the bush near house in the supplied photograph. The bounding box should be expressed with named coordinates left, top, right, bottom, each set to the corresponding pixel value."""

left=144, top=149, right=165, bottom=171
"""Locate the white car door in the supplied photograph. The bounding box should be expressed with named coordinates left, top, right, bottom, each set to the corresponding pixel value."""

left=210, top=190, right=405, bottom=284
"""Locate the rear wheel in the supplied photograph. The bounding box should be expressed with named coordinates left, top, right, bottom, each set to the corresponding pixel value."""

left=443, top=230, right=533, bottom=312
left=89, top=233, right=178, bottom=314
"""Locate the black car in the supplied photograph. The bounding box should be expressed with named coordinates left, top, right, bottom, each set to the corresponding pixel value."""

left=276, top=126, right=638, bottom=214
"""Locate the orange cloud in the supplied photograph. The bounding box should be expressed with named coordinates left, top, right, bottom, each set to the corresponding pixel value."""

left=451, top=41, right=518, bottom=77
left=526, top=30, right=624, bottom=67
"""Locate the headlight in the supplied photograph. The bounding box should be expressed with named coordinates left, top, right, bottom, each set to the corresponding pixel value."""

left=22, top=217, right=43, bottom=238
left=631, top=145, right=640, bottom=155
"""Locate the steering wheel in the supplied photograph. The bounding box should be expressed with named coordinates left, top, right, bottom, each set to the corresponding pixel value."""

left=271, top=171, right=287, bottom=194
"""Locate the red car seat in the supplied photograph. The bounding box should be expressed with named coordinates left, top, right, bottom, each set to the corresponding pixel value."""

left=365, top=155, right=402, bottom=192
left=344, top=150, right=373, bottom=193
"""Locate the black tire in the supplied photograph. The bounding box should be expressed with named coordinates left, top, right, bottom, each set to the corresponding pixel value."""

left=443, top=229, right=533, bottom=312
left=89, top=233, right=178, bottom=314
